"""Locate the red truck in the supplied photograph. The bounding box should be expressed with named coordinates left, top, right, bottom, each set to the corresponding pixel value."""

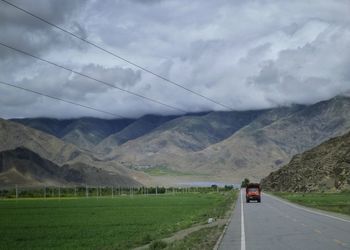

left=246, top=183, right=261, bottom=203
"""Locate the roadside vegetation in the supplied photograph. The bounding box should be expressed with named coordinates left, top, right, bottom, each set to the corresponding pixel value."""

left=272, top=191, right=350, bottom=216
left=147, top=190, right=238, bottom=250
left=0, top=189, right=237, bottom=250
left=141, top=165, right=210, bottom=177
left=142, top=166, right=196, bottom=176
left=164, top=225, right=224, bottom=250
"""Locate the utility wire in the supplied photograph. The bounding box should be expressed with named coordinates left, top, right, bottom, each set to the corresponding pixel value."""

left=0, top=41, right=186, bottom=113
left=1, top=0, right=234, bottom=111
left=0, top=80, right=125, bottom=118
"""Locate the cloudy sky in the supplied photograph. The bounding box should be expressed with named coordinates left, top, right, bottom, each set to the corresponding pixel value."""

left=0, top=0, right=349, bottom=119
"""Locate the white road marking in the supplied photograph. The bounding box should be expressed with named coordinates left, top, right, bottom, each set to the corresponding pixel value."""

left=240, top=190, right=246, bottom=250
left=264, top=193, right=350, bottom=223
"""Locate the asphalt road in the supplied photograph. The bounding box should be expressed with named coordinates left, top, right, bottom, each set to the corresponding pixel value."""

left=219, top=190, right=350, bottom=250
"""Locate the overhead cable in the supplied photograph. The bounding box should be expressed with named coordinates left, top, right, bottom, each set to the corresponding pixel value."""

left=0, top=41, right=186, bottom=113
left=0, top=80, right=125, bottom=118
left=1, top=0, right=234, bottom=111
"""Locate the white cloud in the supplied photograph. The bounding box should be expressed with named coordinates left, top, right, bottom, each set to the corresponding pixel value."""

left=0, top=0, right=349, bottom=118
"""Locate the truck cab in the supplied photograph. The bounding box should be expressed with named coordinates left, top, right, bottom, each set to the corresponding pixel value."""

left=246, top=183, right=261, bottom=203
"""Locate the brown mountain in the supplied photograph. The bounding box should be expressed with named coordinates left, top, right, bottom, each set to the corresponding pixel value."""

left=12, top=117, right=135, bottom=150
left=8, top=96, right=350, bottom=185
left=0, top=119, right=145, bottom=186
left=261, top=131, right=350, bottom=192
left=104, top=110, right=264, bottom=161
left=182, top=96, right=350, bottom=181
left=0, top=147, right=140, bottom=187
left=105, top=96, right=350, bottom=183
left=0, top=118, right=86, bottom=165
left=95, top=114, right=181, bottom=154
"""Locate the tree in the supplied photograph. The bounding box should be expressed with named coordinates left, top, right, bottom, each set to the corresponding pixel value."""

left=241, top=178, right=250, bottom=188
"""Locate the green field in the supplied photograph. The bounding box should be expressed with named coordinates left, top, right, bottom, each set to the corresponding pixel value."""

left=0, top=192, right=236, bottom=249
left=272, top=191, right=350, bottom=215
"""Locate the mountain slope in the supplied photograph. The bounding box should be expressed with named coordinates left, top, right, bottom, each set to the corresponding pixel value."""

left=0, top=147, right=140, bottom=187
left=0, top=119, right=146, bottom=186
left=184, top=96, right=350, bottom=181
left=95, top=114, right=181, bottom=154
left=7, top=96, right=350, bottom=184
left=261, top=131, right=350, bottom=192
left=106, top=110, right=265, bottom=160
left=105, top=97, right=350, bottom=183
left=12, top=117, right=134, bottom=150
left=110, top=106, right=303, bottom=170
left=0, top=118, right=86, bottom=165
left=61, top=117, right=134, bottom=150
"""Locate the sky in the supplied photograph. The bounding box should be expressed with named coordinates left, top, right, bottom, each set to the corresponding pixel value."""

left=0, top=0, right=350, bottom=119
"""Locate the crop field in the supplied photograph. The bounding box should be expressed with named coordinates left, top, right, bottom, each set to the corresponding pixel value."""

left=0, top=191, right=236, bottom=249
left=272, top=191, right=350, bottom=215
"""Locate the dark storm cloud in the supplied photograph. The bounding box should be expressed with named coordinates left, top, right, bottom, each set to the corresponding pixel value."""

left=0, top=0, right=88, bottom=56
left=0, top=0, right=349, bottom=118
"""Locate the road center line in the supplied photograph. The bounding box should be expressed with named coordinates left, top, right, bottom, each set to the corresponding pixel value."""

left=265, top=193, right=350, bottom=223
left=240, top=189, right=246, bottom=250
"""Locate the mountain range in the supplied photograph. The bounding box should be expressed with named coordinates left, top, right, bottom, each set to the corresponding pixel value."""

left=3, top=95, right=350, bottom=186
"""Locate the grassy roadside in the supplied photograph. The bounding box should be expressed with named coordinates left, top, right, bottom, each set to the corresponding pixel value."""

left=164, top=226, right=224, bottom=250
left=0, top=191, right=237, bottom=250
left=271, top=191, right=350, bottom=216
left=148, top=190, right=238, bottom=250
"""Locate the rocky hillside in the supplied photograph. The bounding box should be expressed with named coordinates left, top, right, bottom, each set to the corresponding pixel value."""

left=0, top=118, right=86, bottom=165
left=0, top=147, right=140, bottom=187
left=95, top=114, right=180, bottom=154
left=0, top=119, right=145, bottom=186
left=261, top=131, right=350, bottom=192
left=183, top=96, right=350, bottom=181
left=105, top=110, right=264, bottom=160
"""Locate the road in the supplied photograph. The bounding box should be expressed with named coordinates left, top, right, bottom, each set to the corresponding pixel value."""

left=219, top=190, right=350, bottom=250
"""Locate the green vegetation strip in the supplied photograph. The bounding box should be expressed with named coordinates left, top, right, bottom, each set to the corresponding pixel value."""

left=142, top=166, right=208, bottom=177
left=272, top=191, right=350, bottom=216
left=0, top=192, right=235, bottom=250
left=149, top=226, right=224, bottom=250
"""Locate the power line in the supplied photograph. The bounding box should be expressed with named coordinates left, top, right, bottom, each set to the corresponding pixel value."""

left=1, top=0, right=234, bottom=111
left=0, top=80, right=125, bottom=118
left=0, top=41, right=186, bottom=113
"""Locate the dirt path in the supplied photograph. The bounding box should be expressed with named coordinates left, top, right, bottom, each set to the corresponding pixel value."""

left=133, top=219, right=226, bottom=250
left=133, top=199, right=237, bottom=250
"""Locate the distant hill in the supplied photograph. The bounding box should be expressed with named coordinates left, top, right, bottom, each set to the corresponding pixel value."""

left=261, top=131, right=350, bottom=192
left=106, top=110, right=265, bottom=161
left=180, top=96, right=350, bottom=181
left=0, top=119, right=145, bottom=187
left=12, top=117, right=134, bottom=150
left=95, top=114, right=180, bottom=154
left=0, top=118, right=86, bottom=165
left=0, top=147, right=140, bottom=187
left=105, top=96, right=350, bottom=182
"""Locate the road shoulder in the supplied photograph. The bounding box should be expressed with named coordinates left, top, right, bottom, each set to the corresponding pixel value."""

left=264, top=192, right=350, bottom=223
